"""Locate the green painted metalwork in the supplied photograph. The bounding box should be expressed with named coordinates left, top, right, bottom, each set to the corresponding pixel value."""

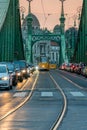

left=32, top=34, right=60, bottom=45
left=74, top=0, right=87, bottom=64
left=59, top=0, right=68, bottom=65
left=26, top=0, right=33, bottom=63
left=26, top=14, right=33, bottom=63
left=0, top=0, right=25, bottom=61
left=65, top=27, right=78, bottom=62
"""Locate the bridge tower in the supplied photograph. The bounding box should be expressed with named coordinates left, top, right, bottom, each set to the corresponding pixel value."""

left=59, top=0, right=68, bottom=64
left=26, top=0, right=33, bottom=63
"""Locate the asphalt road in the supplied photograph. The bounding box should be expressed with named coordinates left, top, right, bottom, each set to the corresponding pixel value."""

left=50, top=69, right=87, bottom=130
left=0, top=70, right=87, bottom=130
left=0, top=71, right=63, bottom=130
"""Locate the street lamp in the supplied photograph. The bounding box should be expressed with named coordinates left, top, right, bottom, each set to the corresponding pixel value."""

left=20, top=6, right=26, bottom=20
left=77, top=6, right=82, bottom=27
left=72, top=14, right=77, bottom=28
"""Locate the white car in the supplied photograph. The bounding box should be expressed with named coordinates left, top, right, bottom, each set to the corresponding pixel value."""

left=0, top=64, right=12, bottom=90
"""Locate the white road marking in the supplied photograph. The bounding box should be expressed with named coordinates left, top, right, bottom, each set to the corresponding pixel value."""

left=13, top=92, right=27, bottom=97
left=70, top=92, right=84, bottom=96
left=41, top=92, right=53, bottom=97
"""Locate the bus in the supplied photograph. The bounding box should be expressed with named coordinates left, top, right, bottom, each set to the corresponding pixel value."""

left=38, top=56, right=49, bottom=71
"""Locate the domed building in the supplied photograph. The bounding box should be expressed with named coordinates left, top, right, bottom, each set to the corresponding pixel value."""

left=22, top=13, right=40, bottom=29
left=22, top=13, right=41, bottom=37
left=53, top=24, right=61, bottom=35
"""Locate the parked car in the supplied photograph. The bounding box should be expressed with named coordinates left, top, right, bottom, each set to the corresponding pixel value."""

left=76, top=63, right=86, bottom=74
left=81, top=66, right=87, bottom=77
left=59, top=63, right=66, bottom=70
left=0, top=64, right=12, bottom=90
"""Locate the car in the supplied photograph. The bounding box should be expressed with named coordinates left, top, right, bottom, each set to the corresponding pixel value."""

left=13, top=60, right=30, bottom=79
left=28, top=64, right=35, bottom=74
left=0, top=64, right=12, bottom=90
left=81, top=66, right=87, bottom=77
left=14, top=64, right=23, bottom=82
left=0, top=62, right=18, bottom=86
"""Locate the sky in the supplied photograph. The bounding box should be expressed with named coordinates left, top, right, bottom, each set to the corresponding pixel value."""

left=20, top=0, right=83, bottom=31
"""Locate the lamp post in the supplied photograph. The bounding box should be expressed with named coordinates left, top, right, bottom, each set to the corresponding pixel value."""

left=26, top=0, right=33, bottom=63
left=77, top=6, right=82, bottom=27
left=20, top=6, right=26, bottom=21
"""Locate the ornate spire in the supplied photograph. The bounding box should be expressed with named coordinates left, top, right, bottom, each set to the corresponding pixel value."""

left=59, top=0, right=66, bottom=34
left=60, top=0, right=65, bottom=16
left=27, top=0, right=32, bottom=14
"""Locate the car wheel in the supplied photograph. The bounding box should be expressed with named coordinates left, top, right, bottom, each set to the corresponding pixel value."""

left=13, top=81, right=17, bottom=86
left=19, top=77, right=23, bottom=82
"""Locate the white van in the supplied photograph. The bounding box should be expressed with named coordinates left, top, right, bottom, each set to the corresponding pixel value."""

left=0, top=64, right=12, bottom=90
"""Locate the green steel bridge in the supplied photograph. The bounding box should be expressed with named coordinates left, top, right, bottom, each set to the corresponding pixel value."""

left=74, top=0, right=87, bottom=64
left=0, top=0, right=24, bottom=61
left=0, top=0, right=87, bottom=64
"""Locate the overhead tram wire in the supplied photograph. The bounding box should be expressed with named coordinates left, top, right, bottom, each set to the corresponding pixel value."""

left=41, top=0, right=47, bottom=28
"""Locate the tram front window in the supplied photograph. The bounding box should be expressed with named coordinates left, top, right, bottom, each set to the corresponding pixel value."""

left=40, top=57, right=47, bottom=63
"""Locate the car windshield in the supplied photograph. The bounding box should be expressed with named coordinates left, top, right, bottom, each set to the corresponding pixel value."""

left=6, top=64, right=14, bottom=72
left=14, top=61, right=26, bottom=68
left=0, top=62, right=15, bottom=72
left=0, top=66, right=7, bottom=73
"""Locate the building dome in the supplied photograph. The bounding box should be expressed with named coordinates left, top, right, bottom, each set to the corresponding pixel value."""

left=53, top=24, right=61, bottom=34
left=22, top=13, right=40, bottom=28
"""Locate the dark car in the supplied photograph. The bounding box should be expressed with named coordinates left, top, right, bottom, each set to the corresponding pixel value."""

left=13, top=60, right=30, bottom=79
left=14, top=64, right=23, bottom=82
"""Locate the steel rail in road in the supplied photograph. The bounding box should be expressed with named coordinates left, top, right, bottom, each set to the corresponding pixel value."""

left=57, top=69, right=87, bottom=91
left=0, top=72, right=39, bottom=121
left=49, top=73, right=67, bottom=130
left=0, top=70, right=67, bottom=130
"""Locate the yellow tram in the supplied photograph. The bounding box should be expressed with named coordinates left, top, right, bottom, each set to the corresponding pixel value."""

left=49, top=61, right=57, bottom=69
left=38, top=56, right=49, bottom=71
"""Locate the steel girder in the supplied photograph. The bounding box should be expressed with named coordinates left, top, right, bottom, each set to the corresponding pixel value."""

left=74, top=0, right=87, bottom=64
left=0, top=0, right=25, bottom=61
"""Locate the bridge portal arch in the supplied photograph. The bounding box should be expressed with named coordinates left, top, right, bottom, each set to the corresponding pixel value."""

left=31, top=35, right=60, bottom=65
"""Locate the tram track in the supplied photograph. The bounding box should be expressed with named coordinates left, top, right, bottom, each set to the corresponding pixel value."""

left=0, top=72, right=39, bottom=121
left=0, top=71, right=68, bottom=130
left=49, top=73, right=67, bottom=130
left=56, top=69, right=87, bottom=91
left=49, top=70, right=87, bottom=130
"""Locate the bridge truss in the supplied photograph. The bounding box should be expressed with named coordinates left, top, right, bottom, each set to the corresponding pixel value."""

left=0, top=0, right=25, bottom=61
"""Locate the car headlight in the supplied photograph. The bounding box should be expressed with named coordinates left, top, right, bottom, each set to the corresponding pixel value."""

left=22, top=69, right=26, bottom=73
left=27, top=69, right=30, bottom=73
left=17, top=72, right=21, bottom=76
left=2, top=76, right=9, bottom=80
left=35, top=66, right=38, bottom=70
